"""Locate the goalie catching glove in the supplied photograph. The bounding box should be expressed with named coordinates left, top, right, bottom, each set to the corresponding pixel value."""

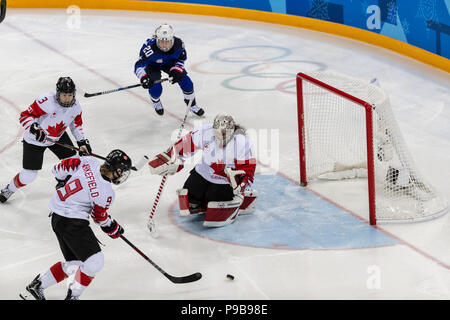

left=224, top=167, right=248, bottom=194
left=148, top=150, right=184, bottom=176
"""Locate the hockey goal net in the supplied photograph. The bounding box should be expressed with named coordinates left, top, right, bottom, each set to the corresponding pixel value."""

left=297, top=71, right=447, bottom=225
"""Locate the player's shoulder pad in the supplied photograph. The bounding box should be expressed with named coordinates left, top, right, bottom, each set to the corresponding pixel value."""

left=140, top=38, right=157, bottom=54
left=35, top=92, right=56, bottom=112
left=233, top=131, right=251, bottom=148
left=201, top=122, right=214, bottom=132
left=146, top=37, right=157, bottom=46
left=233, top=132, right=247, bottom=142
left=173, top=37, right=185, bottom=50
left=71, top=99, right=82, bottom=113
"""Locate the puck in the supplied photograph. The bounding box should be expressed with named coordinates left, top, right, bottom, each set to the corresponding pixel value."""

left=226, top=274, right=235, bottom=280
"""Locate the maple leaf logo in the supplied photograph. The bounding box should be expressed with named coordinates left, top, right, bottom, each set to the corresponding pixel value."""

left=211, top=160, right=226, bottom=177
left=46, top=121, right=67, bottom=137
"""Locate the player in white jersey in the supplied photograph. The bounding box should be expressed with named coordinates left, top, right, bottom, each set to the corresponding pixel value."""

left=149, top=114, right=258, bottom=227
left=0, top=77, right=92, bottom=203
left=22, top=149, right=132, bottom=300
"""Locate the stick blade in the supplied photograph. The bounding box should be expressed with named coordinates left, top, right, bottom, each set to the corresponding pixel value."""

left=19, top=293, right=29, bottom=300
left=167, top=272, right=202, bottom=284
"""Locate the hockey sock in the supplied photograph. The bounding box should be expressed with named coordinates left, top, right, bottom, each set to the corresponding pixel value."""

left=68, top=252, right=103, bottom=297
left=69, top=267, right=94, bottom=297
left=39, top=262, right=69, bottom=289
left=8, top=169, right=38, bottom=192
left=179, top=76, right=194, bottom=92
left=183, top=90, right=195, bottom=102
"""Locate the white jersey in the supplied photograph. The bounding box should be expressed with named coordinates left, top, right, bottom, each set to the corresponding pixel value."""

left=49, top=156, right=115, bottom=226
left=19, top=92, right=85, bottom=147
left=174, top=123, right=256, bottom=185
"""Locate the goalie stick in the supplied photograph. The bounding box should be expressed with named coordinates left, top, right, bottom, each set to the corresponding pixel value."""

left=147, top=98, right=193, bottom=237
left=46, top=138, right=148, bottom=172
left=83, top=77, right=172, bottom=98
left=120, top=235, right=202, bottom=284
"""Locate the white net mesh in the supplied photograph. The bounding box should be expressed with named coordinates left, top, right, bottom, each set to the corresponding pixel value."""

left=299, top=71, right=447, bottom=223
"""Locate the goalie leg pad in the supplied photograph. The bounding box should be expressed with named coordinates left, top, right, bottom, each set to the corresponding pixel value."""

left=177, top=189, right=206, bottom=216
left=177, top=189, right=190, bottom=216
left=203, top=195, right=243, bottom=228
left=239, top=189, right=258, bottom=214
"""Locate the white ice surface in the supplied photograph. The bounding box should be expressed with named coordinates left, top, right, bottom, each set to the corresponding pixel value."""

left=0, top=9, right=449, bottom=300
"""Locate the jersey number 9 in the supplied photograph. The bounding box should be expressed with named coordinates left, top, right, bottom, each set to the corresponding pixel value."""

left=57, top=179, right=83, bottom=202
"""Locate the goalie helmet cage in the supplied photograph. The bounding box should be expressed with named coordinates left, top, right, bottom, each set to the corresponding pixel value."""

left=296, top=71, right=448, bottom=225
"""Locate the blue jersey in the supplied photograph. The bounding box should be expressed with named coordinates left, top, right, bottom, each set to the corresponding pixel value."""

left=134, top=36, right=187, bottom=79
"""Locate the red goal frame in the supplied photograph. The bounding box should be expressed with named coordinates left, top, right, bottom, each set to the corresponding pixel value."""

left=296, top=72, right=377, bottom=225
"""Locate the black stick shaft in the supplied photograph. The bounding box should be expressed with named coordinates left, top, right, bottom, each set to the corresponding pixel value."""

left=84, top=78, right=171, bottom=98
left=49, top=139, right=107, bottom=160
left=120, top=235, right=202, bottom=284
left=47, top=139, right=137, bottom=171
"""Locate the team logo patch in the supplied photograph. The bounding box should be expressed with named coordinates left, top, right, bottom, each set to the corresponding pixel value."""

left=156, top=59, right=163, bottom=63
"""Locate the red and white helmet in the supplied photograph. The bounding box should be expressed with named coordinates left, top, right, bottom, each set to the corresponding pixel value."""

left=154, top=23, right=174, bottom=52
left=213, top=114, right=236, bottom=147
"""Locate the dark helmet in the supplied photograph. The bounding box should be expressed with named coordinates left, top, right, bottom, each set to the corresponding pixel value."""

left=104, top=149, right=133, bottom=185
left=56, top=77, right=76, bottom=108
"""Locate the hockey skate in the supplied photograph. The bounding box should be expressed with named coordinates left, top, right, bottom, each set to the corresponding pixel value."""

left=65, top=288, right=79, bottom=300
left=147, top=218, right=159, bottom=238
left=188, top=203, right=206, bottom=215
left=22, top=274, right=45, bottom=300
left=190, top=104, right=205, bottom=116
left=184, top=98, right=204, bottom=116
left=0, top=184, right=14, bottom=203
left=152, top=99, right=164, bottom=116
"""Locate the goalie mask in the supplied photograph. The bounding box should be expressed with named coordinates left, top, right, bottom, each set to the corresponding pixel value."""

left=154, top=23, right=174, bottom=52
left=104, top=149, right=133, bottom=185
left=56, top=77, right=76, bottom=108
left=213, top=114, right=236, bottom=147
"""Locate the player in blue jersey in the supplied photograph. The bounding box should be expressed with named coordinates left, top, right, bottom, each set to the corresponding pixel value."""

left=134, top=23, right=205, bottom=117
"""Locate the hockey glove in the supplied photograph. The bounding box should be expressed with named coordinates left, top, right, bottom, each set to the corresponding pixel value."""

left=77, top=139, right=92, bottom=156
left=30, top=123, right=47, bottom=143
left=140, top=74, right=152, bottom=89
left=169, top=66, right=187, bottom=84
left=55, top=175, right=72, bottom=190
left=101, top=218, right=124, bottom=239
left=148, top=151, right=184, bottom=176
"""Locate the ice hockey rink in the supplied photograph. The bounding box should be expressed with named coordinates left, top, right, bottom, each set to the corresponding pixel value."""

left=0, top=8, right=449, bottom=301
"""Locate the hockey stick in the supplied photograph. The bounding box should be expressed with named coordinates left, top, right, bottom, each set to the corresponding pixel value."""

left=147, top=98, right=193, bottom=237
left=0, top=0, right=6, bottom=24
left=120, top=235, right=202, bottom=284
left=46, top=138, right=148, bottom=171
left=83, top=77, right=172, bottom=98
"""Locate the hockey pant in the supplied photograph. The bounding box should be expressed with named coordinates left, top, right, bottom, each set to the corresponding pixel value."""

left=147, top=65, right=194, bottom=101
left=7, top=133, right=77, bottom=192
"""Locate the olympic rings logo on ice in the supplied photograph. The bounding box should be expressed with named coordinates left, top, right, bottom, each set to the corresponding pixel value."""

left=190, top=45, right=327, bottom=94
